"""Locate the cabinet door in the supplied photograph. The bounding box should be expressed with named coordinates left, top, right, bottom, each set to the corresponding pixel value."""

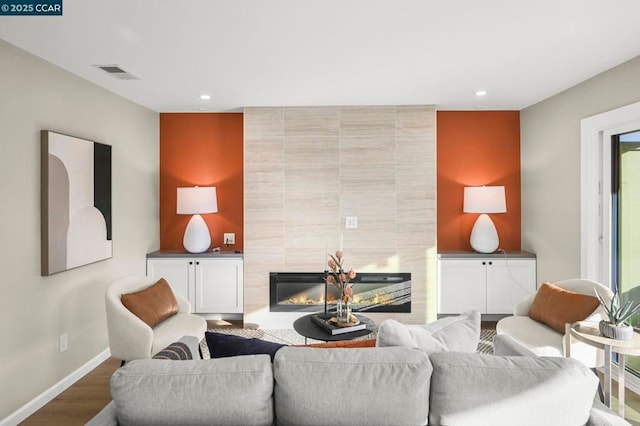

left=194, top=258, right=243, bottom=313
left=486, top=259, right=537, bottom=314
left=146, top=258, right=194, bottom=305
left=438, top=259, right=487, bottom=314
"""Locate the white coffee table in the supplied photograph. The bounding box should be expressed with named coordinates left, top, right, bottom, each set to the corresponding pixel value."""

left=568, top=321, right=640, bottom=417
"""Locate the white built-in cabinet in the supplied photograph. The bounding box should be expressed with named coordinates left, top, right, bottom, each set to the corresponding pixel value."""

left=437, top=251, right=537, bottom=315
left=146, top=251, right=243, bottom=316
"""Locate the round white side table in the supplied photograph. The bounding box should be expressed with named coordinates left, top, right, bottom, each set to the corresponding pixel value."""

left=568, top=321, right=640, bottom=418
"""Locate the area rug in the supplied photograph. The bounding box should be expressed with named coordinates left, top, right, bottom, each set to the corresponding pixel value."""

left=201, top=328, right=496, bottom=358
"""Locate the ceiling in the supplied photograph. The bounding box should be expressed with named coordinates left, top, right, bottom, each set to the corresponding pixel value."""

left=2, top=0, right=640, bottom=113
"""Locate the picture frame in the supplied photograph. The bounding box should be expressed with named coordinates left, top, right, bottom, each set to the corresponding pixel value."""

left=41, top=130, right=112, bottom=276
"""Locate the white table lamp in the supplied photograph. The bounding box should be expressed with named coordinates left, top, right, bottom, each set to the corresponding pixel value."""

left=177, top=186, right=218, bottom=253
left=463, top=186, right=506, bottom=253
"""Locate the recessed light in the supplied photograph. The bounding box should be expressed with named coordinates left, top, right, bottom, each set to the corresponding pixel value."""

left=475, top=90, right=487, bottom=97
left=199, top=94, right=211, bottom=100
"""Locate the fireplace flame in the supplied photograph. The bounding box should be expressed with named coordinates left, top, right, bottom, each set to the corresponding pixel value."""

left=282, top=291, right=391, bottom=306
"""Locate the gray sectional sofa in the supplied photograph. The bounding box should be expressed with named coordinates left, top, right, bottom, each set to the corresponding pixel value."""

left=88, top=340, right=630, bottom=426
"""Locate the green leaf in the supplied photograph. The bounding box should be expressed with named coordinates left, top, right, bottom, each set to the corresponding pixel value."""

left=595, top=290, right=612, bottom=318
left=622, top=302, right=640, bottom=322
left=612, top=292, right=620, bottom=312
left=618, top=301, right=634, bottom=321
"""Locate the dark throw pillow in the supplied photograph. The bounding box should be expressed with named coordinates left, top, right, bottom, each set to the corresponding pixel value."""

left=204, top=332, right=285, bottom=361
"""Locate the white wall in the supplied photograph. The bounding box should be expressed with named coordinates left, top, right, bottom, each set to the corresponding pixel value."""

left=521, top=55, right=640, bottom=282
left=0, top=40, right=159, bottom=420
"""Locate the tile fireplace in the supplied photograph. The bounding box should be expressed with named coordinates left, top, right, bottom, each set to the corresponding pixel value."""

left=270, top=272, right=411, bottom=313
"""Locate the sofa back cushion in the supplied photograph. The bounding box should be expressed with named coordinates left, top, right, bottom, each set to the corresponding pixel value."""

left=274, top=346, right=431, bottom=425
left=528, top=282, right=600, bottom=333
left=121, top=278, right=178, bottom=328
left=428, top=352, right=598, bottom=426
left=111, top=355, right=274, bottom=426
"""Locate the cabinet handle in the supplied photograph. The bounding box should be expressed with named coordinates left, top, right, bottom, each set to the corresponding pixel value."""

left=488, top=261, right=493, bottom=266
left=189, top=261, right=193, bottom=265
left=482, top=261, right=486, bottom=265
left=196, top=261, right=200, bottom=265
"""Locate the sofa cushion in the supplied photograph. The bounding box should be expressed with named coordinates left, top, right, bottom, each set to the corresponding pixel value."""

left=274, top=346, right=431, bottom=426
left=121, top=278, right=178, bottom=328
left=376, top=309, right=480, bottom=353
left=205, top=331, right=285, bottom=361
left=528, top=282, right=600, bottom=333
left=111, top=355, right=274, bottom=426
left=428, top=352, right=598, bottom=426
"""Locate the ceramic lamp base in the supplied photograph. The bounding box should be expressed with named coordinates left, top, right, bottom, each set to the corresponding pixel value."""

left=183, top=214, right=211, bottom=253
left=470, top=213, right=499, bottom=253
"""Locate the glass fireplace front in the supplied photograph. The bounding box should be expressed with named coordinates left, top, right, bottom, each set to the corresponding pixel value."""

left=269, top=272, right=411, bottom=313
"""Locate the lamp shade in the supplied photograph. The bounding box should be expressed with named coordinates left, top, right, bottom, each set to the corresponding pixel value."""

left=463, top=186, right=506, bottom=214
left=177, top=186, right=218, bottom=215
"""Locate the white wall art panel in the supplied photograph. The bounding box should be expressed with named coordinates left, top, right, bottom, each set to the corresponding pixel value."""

left=41, top=130, right=112, bottom=275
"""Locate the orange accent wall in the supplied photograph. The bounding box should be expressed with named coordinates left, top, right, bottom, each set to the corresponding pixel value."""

left=437, top=111, right=521, bottom=251
left=159, top=113, right=244, bottom=251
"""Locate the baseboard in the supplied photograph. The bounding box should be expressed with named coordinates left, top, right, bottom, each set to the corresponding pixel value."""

left=0, top=348, right=111, bottom=426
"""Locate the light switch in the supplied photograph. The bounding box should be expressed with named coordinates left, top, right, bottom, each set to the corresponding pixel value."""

left=345, top=216, right=358, bottom=229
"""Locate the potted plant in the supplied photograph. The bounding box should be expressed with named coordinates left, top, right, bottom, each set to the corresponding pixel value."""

left=595, top=290, right=640, bottom=340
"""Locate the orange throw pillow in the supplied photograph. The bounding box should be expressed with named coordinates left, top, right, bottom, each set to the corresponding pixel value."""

left=121, top=278, right=179, bottom=328
left=293, top=340, right=376, bottom=348
left=528, top=282, right=600, bottom=333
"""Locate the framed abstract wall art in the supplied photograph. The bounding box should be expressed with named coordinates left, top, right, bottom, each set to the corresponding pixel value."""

left=41, top=131, right=112, bottom=276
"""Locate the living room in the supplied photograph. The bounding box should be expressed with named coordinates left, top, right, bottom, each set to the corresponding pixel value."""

left=2, top=1, right=640, bottom=425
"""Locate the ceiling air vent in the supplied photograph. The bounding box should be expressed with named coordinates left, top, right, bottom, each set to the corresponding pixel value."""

left=94, top=64, right=139, bottom=80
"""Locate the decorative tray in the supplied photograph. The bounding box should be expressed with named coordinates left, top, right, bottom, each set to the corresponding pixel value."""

left=328, top=315, right=360, bottom=327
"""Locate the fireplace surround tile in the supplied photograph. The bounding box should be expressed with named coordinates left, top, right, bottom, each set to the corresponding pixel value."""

left=244, top=105, right=436, bottom=328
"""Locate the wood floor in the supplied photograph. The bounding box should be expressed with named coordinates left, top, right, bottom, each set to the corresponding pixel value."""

left=18, top=321, right=640, bottom=425
left=21, top=320, right=245, bottom=425
left=21, top=357, right=120, bottom=425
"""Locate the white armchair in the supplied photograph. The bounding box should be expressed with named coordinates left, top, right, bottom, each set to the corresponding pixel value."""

left=105, top=275, right=207, bottom=362
left=496, top=278, right=613, bottom=368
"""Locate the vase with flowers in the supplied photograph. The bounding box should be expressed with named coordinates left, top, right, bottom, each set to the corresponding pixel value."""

left=326, top=250, right=357, bottom=324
